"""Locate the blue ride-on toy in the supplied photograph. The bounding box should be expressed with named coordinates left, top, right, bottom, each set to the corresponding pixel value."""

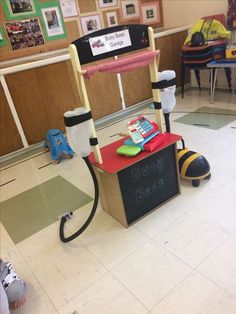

left=44, top=129, right=74, bottom=163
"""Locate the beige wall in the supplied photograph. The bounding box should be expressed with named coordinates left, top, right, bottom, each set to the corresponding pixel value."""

left=162, top=0, right=228, bottom=28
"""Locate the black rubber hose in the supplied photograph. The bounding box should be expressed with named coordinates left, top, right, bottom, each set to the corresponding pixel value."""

left=163, top=112, right=185, bottom=150
left=164, top=113, right=171, bottom=133
left=59, top=156, right=99, bottom=243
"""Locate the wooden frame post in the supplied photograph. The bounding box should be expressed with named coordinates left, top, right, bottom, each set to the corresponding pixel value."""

left=148, top=27, right=165, bottom=134
left=69, top=44, right=103, bottom=164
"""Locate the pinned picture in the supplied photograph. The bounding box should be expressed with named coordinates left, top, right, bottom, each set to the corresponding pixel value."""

left=141, top=1, right=163, bottom=26
left=81, top=15, right=102, bottom=35
left=106, top=11, right=118, bottom=27
left=5, top=19, right=44, bottom=51
left=121, top=0, right=140, bottom=21
left=59, top=0, right=78, bottom=18
left=98, top=0, right=117, bottom=9
left=2, top=0, right=37, bottom=20
left=142, top=2, right=161, bottom=24
left=41, top=6, right=65, bottom=39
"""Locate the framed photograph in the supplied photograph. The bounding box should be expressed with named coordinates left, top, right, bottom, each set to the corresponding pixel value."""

left=98, top=0, right=117, bottom=9
left=120, top=0, right=140, bottom=21
left=40, top=1, right=67, bottom=40
left=141, top=2, right=162, bottom=25
left=106, top=11, right=118, bottom=27
left=5, top=18, right=45, bottom=51
left=102, top=9, right=120, bottom=28
left=2, top=0, right=38, bottom=20
left=80, top=15, right=102, bottom=35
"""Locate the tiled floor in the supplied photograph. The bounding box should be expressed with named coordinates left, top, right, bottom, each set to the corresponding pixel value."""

left=1, top=88, right=236, bottom=314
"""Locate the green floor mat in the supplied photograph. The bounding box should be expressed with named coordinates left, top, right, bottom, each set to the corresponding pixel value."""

left=0, top=176, right=92, bottom=244
left=174, top=106, right=236, bottom=130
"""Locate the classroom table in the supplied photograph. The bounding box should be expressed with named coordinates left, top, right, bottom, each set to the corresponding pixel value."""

left=207, top=58, right=236, bottom=103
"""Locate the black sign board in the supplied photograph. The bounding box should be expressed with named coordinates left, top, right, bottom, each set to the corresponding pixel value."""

left=72, top=24, right=149, bottom=65
left=118, top=145, right=179, bottom=225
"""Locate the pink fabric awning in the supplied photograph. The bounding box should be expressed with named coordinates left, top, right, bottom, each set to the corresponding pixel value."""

left=83, top=50, right=159, bottom=79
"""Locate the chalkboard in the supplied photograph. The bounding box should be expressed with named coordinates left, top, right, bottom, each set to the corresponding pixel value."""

left=118, top=144, right=179, bottom=225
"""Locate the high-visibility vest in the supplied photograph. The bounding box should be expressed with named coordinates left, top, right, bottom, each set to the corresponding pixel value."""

left=185, top=19, right=231, bottom=45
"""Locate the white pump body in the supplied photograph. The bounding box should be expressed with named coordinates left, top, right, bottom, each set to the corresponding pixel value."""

left=64, top=107, right=92, bottom=157
left=159, top=70, right=176, bottom=114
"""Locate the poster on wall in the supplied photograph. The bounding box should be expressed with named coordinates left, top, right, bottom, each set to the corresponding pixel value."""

left=5, top=18, right=44, bottom=50
left=120, top=0, right=140, bottom=21
left=98, top=0, right=117, bottom=9
left=80, top=15, right=102, bottom=35
left=2, top=0, right=38, bottom=20
left=106, top=11, right=118, bottom=27
left=41, top=7, right=64, bottom=37
left=141, top=2, right=161, bottom=25
left=59, top=0, right=78, bottom=18
left=39, top=1, right=67, bottom=40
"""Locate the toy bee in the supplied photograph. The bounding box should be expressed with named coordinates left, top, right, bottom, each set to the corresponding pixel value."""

left=177, top=140, right=211, bottom=187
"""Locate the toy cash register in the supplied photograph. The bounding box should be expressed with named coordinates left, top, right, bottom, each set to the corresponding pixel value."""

left=117, top=115, right=166, bottom=156
left=128, top=115, right=159, bottom=144
left=126, top=115, right=167, bottom=152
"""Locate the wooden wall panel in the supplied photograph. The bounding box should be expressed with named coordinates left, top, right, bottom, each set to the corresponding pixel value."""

left=155, top=30, right=190, bottom=86
left=0, top=84, right=23, bottom=156
left=121, top=67, right=152, bottom=107
left=84, top=70, right=122, bottom=120
left=5, top=61, right=81, bottom=145
left=4, top=60, right=121, bottom=146
left=171, top=31, right=190, bottom=86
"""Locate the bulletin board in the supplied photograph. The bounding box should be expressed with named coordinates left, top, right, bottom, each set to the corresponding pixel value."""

left=0, top=0, right=80, bottom=62
left=0, top=0, right=164, bottom=62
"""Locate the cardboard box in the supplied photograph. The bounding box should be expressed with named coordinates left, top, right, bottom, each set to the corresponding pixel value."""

left=226, top=48, right=236, bottom=59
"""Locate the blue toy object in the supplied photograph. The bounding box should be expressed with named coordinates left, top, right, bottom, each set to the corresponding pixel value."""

left=44, top=129, right=74, bottom=163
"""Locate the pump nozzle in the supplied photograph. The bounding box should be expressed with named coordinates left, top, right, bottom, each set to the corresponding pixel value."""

left=64, top=108, right=93, bottom=157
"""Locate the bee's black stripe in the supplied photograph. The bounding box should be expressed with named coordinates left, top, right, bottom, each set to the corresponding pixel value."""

left=178, top=151, right=196, bottom=170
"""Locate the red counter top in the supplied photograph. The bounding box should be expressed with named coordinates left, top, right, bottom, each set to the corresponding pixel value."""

left=89, top=133, right=182, bottom=174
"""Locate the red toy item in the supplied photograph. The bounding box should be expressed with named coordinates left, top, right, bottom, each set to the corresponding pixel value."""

left=144, top=133, right=167, bottom=151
